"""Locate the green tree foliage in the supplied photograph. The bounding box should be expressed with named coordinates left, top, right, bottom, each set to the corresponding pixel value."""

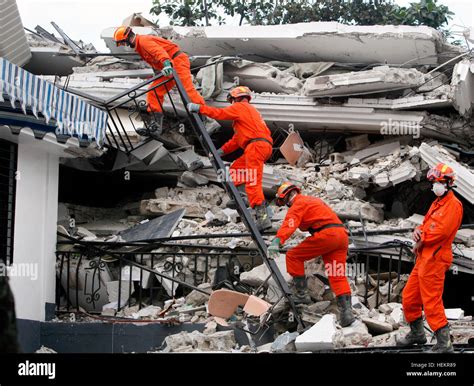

left=394, top=0, right=453, bottom=29
left=150, top=0, right=454, bottom=30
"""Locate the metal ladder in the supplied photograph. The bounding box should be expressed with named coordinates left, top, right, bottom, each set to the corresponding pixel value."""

left=170, top=69, right=304, bottom=329
left=78, top=67, right=306, bottom=329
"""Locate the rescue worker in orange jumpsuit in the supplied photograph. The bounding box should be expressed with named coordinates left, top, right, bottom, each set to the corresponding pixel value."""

left=113, top=26, right=205, bottom=134
left=267, top=182, right=355, bottom=327
left=187, top=86, right=273, bottom=231
left=397, top=163, right=463, bottom=353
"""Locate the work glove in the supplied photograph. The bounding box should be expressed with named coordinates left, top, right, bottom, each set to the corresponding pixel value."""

left=216, top=148, right=224, bottom=156
left=162, top=60, right=173, bottom=76
left=267, top=237, right=281, bottom=259
left=187, top=103, right=201, bottom=113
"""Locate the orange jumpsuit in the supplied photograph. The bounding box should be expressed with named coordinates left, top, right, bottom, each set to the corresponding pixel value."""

left=276, top=194, right=351, bottom=297
left=134, top=35, right=205, bottom=112
left=200, top=101, right=273, bottom=208
left=402, top=190, right=463, bottom=332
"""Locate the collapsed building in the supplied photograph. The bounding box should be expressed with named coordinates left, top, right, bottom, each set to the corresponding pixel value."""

left=1, top=6, right=473, bottom=353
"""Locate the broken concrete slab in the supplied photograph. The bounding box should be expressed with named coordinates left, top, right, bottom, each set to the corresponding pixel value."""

left=331, top=200, right=384, bottom=223
left=345, top=134, right=370, bottom=151
left=141, top=199, right=207, bottom=218
left=195, top=55, right=226, bottom=99
left=388, top=160, right=418, bottom=186
left=75, top=227, right=97, bottom=240
left=172, top=148, right=204, bottom=171
left=351, top=296, right=370, bottom=318
left=362, top=316, right=394, bottom=335
left=325, top=178, right=347, bottom=200
left=403, top=213, right=424, bottom=227
left=341, top=320, right=372, bottom=348
left=185, top=283, right=212, bottom=306
left=35, top=345, right=57, bottom=354
left=451, top=58, right=474, bottom=117
left=350, top=141, right=400, bottom=165
left=301, top=310, right=323, bottom=325
left=449, top=320, right=474, bottom=344
left=347, top=167, right=371, bottom=186
left=344, top=94, right=452, bottom=111
left=78, top=221, right=128, bottom=236
left=145, top=22, right=449, bottom=66
left=26, top=40, right=85, bottom=76
left=368, top=330, right=399, bottom=347
left=306, top=300, right=331, bottom=314
left=271, top=331, right=299, bottom=353
left=386, top=315, right=400, bottom=330
left=137, top=305, right=162, bottom=319
left=378, top=304, right=393, bottom=315
left=179, top=171, right=210, bottom=187
left=420, top=142, right=474, bottom=204
left=163, top=330, right=236, bottom=352
left=295, top=314, right=343, bottom=352
left=445, top=308, right=465, bottom=320
left=130, top=140, right=168, bottom=166
left=256, top=343, right=273, bottom=353
left=120, top=265, right=153, bottom=289
left=122, top=12, right=157, bottom=28
left=119, top=208, right=185, bottom=242
left=203, top=320, right=217, bottom=335
left=176, top=93, right=457, bottom=141
left=302, top=66, right=425, bottom=97
left=455, top=228, right=474, bottom=248
left=223, top=60, right=302, bottom=94
left=239, top=254, right=292, bottom=303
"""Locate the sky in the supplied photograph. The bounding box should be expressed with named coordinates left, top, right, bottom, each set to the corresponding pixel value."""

left=16, top=0, right=474, bottom=52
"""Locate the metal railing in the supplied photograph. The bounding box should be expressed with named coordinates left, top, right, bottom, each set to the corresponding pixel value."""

left=101, top=72, right=177, bottom=154
left=348, top=241, right=414, bottom=309
left=55, top=232, right=415, bottom=315
left=55, top=235, right=261, bottom=314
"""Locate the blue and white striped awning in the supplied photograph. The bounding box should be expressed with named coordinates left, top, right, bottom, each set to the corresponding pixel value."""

left=0, top=58, right=107, bottom=146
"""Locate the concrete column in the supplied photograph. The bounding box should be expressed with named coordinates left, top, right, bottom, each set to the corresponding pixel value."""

left=10, top=142, right=59, bottom=322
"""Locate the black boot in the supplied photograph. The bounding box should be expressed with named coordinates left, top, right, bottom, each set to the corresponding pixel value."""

left=337, top=294, right=355, bottom=327
left=255, top=202, right=272, bottom=231
left=430, top=324, right=454, bottom=353
left=396, top=317, right=427, bottom=347
left=137, top=112, right=164, bottom=137
left=290, top=276, right=312, bottom=304
left=226, top=185, right=249, bottom=209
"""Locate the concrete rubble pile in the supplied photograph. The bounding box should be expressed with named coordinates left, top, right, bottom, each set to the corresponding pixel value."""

left=25, top=24, right=97, bottom=76
left=49, top=20, right=473, bottom=352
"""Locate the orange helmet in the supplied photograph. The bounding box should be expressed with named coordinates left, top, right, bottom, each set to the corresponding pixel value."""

left=426, top=163, right=455, bottom=186
left=275, top=182, right=300, bottom=206
left=113, top=26, right=132, bottom=46
left=227, top=86, right=252, bottom=102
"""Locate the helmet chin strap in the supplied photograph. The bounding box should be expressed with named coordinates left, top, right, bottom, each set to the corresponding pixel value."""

left=286, top=191, right=297, bottom=207
left=129, top=34, right=136, bottom=48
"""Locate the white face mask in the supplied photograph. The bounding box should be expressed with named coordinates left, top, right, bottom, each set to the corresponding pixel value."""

left=432, top=182, right=447, bottom=197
